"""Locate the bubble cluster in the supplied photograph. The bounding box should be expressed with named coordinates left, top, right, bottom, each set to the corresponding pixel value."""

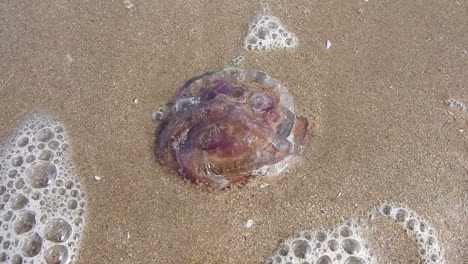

left=264, top=200, right=446, bottom=263
left=232, top=55, right=246, bottom=66
left=447, top=98, right=468, bottom=113
left=152, top=105, right=166, bottom=121
left=264, top=220, right=376, bottom=264
left=376, top=201, right=445, bottom=263
left=244, top=14, right=298, bottom=51
left=0, top=114, right=86, bottom=264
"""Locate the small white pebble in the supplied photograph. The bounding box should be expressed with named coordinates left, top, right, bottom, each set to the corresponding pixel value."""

left=123, top=0, right=133, bottom=8
left=94, top=176, right=102, bottom=181
left=459, top=129, right=464, bottom=133
left=363, top=0, right=369, bottom=2
left=133, top=98, right=139, bottom=104
left=66, top=54, right=74, bottom=63
left=326, top=40, right=332, bottom=49
left=338, top=192, right=343, bottom=197
left=259, top=183, right=270, bottom=189
left=244, top=219, right=254, bottom=229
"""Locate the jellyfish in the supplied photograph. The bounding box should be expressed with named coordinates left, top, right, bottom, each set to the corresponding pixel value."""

left=155, top=68, right=308, bottom=189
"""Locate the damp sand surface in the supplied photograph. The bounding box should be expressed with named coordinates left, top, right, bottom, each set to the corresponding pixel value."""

left=1, top=0, right=467, bottom=263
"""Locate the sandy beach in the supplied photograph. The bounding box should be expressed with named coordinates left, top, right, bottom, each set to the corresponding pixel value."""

left=1, top=0, right=467, bottom=263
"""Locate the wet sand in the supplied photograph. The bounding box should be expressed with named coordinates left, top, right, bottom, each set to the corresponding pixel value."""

left=1, top=0, right=467, bottom=263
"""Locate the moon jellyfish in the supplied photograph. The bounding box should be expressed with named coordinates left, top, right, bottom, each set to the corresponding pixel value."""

left=155, top=68, right=309, bottom=189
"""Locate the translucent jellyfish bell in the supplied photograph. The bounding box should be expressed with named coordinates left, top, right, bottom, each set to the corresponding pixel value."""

left=155, top=68, right=309, bottom=189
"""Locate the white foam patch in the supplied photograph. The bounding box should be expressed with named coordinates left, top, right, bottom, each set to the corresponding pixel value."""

left=374, top=201, right=445, bottom=264
left=244, top=15, right=299, bottom=51
left=0, top=114, right=86, bottom=264
left=265, top=220, right=376, bottom=264
left=448, top=98, right=468, bottom=113
left=265, top=201, right=446, bottom=264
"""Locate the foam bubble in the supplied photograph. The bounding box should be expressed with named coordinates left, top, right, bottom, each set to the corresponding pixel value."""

left=44, top=245, right=69, bottom=264
left=43, top=218, right=72, bottom=243
left=344, top=256, right=366, bottom=264
left=10, top=254, right=23, bottom=264
left=13, top=210, right=36, bottom=235
left=25, top=162, right=58, bottom=188
left=22, top=232, right=43, bottom=257
left=10, top=193, right=29, bottom=210
left=0, top=114, right=86, bottom=263
left=36, top=128, right=55, bottom=142
left=17, top=137, right=29, bottom=148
